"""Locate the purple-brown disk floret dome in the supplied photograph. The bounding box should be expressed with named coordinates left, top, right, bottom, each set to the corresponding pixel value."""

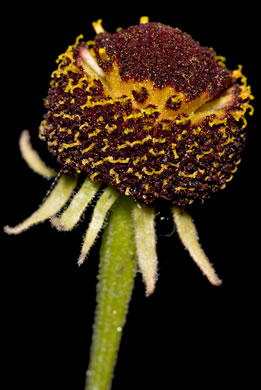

left=40, top=21, right=253, bottom=205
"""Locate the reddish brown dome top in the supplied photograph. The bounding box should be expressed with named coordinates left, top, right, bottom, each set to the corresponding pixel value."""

left=94, top=22, right=232, bottom=99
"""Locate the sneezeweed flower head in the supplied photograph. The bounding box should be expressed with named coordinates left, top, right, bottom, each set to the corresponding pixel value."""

left=4, top=17, right=254, bottom=390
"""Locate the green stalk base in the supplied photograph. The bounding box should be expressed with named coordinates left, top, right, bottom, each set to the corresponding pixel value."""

left=85, top=195, right=136, bottom=390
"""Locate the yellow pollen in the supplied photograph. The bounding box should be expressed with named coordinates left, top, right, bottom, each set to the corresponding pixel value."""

left=92, top=19, right=104, bottom=34
left=179, top=171, right=198, bottom=178
left=149, top=148, right=165, bottom=156
left=105, top=124, right=117, bottom=133
left=102, top=139, right=109, bottom=152
left=124, top=128, right=134, bottom=134
left=109, top=169, right=121, bottom=184
left=108, top=157, right=130, bottom=164
left=81, top=143, right=96, bottom=154
left=135, top=172, right=143, bottom=179
left=170, top=93, right=184, bottom=105
left=231, top=166, right=238, bottom=174
left=99, top=48, right=110, bottom=61
left=118, top=136, right=152, bottom=150
left=90, top=171, right=100, bottom=180
left=60, top=141, right=80, bottom=150
left=209, top=117, right=227, bottom=127
left=88, top=128, right=102, bottom=138
left=226, top=175, right=234, bottom=182
left=142, top=165, right=168, bottom=175
left=140, top=16, right=149, bottom=24
left=171, top=144, right=179, bottom=159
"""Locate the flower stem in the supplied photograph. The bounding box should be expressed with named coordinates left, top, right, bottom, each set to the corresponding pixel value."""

left=85, top=195, right=136, bottom=390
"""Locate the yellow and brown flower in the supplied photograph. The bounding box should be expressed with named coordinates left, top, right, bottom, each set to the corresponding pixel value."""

left=40, top=20, right=253, bottom=206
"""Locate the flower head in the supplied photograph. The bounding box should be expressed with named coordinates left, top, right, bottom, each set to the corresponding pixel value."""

left=4, top=17, right=254, bottom=390
left=40, top=20, right=253, bottom=205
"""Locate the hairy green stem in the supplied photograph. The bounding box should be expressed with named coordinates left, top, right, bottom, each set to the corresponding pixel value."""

left=85, top=195, right=136, bottom=390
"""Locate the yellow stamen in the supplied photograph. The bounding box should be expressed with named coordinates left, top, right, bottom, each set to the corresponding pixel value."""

left=140, top=16, right=149, bottom=24
left=99, top=48, right=110, bottom=61
left=92, top=19, right=105, bottom=34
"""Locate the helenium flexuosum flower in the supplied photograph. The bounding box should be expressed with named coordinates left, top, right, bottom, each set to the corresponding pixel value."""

left=4, top=17, right=254, bottom=390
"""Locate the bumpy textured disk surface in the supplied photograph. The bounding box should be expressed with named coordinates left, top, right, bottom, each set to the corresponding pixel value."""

left=40, top=21, right=253, bottom=205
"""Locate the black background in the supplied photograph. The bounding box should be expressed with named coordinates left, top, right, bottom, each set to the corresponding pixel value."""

left=2, top=2, right=260, bottom=389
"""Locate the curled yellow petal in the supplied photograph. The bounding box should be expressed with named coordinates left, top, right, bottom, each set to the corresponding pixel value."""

left=78, top=186, right=119, bottom=265
left=132, top=202, right=158, bottom=296
left=172, top=206, right=222, bottom=286
left=19, top=130, right=57, bottom=179
left=4, top=174, right=77, bottom=235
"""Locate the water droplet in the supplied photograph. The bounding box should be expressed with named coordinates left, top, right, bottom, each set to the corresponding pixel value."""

left=112, top=310, right=117, bottom=315
left=117, top=327, right=122, bottom=332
